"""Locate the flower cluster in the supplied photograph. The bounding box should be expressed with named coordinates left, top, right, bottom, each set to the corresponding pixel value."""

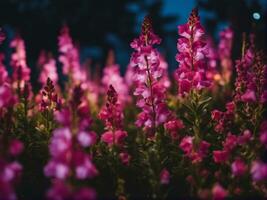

left=175, top=8, right=210, bottom=96
left=10, top=36, right=31, bottom=91
left=0, top=138, right=23, bottom=200
left=234, top=46, right=267, bottom=103
left=39, top=53, right=58, bottom=86
left=99, top=85, right=130, bottom=165
left=58, top=26, right=86, bottom=84
left=0, top=8, right=266, bottom=200
left=44, top=85, right=98, bottom=199
left=40, top=78, right=61, bottom=112
left=130, top=15, right=171, bottom=134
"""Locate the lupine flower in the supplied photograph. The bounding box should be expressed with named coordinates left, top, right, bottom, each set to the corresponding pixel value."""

left=175, top=8, right=210, bottom=96
left=218, top=28, right=234, bottom=84
left=130, top=15, right=171, bottom=135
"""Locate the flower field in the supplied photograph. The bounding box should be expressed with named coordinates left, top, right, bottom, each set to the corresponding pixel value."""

left=0, top=8, right=266, bottom=200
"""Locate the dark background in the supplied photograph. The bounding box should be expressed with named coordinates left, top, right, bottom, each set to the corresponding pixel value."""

left=0, top=0, right=266, bottom=73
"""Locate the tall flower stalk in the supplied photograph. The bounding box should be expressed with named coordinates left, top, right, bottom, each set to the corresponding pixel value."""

left=98, top=85, right=129, bottom=198
left=44, top=85, right=98, bottom=200
left=175, top=8, right=211, bottom=96
left=10, top=35, right=31, bottom=96
left=130, top=15, right=171, bottom=136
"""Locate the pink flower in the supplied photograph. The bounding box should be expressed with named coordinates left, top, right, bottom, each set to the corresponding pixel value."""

left=40, top=78, right=61, bottom=112
left=99, top=85, right=124, bottom=130
left=74, top=187, right=96, bottom=200
left=213, top=150, right=228, bottom=163
left=46, top=180, right=72, bottom=200
left=250, top=161, right=267, bottom=181
left=0, top=84, right=17, bottom=109
left=175, top=8, right=211, bottom=96
left=101, top=130, right=127, bottom=146
left=179, top=136, right=193, bottom=155
left=8, top=139, right=24, bottom=157
left=44, top=161, right=70, bottom=180
left=237, top=129, right=252, bottom=145
left=73, top=151, right=98, bottom=180
left=223, top=133, right=237, bottom=152
left=198, top=140, right=210, bottom=157
left=49, top=127, right=72, bottom=157
left=160, top=168, right=170, bottom=185
left=39, top=57, right=58, bottom=86
left=164, top=119, right=184, bottom=139
left=99, top=85, right=128, bottom=148
left=130, top=16, right=171, bottom=134
left=241, top=89, right=256, bottom=102
left=119, top=152, right=131, bottom=166
left=211, top=110, right=223, bottom=121
left=77, top=131, right=97, bottom=148
left=231, top=158, right=247, bottom=177
left=58, top=26, right=86, bottom=84
left=225, top=101, right=235, bottom=113
left=212, top=183, right=228, bottom=200
left=234, top=49, right=266, bottom=104
left=101, top=64, right=129, bottom=105
left=54, top=108, right=71, bottom=126
left=10, top=36, right=31, bottom=91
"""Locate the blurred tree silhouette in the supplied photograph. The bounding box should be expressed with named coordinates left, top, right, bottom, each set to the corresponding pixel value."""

left=0, top=0, right=178, bottom=68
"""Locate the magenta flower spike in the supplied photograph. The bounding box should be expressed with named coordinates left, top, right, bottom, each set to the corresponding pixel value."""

left=130, top=15, right=171, bottom=135
left=175, top=8, right=210, bottom=96
left=10, top=35, right=31, bottom=91
left=99, top=85, right=127, bottom=147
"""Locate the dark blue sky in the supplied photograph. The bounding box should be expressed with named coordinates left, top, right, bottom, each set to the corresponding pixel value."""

left=162, top=0, right=195, bottom=23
